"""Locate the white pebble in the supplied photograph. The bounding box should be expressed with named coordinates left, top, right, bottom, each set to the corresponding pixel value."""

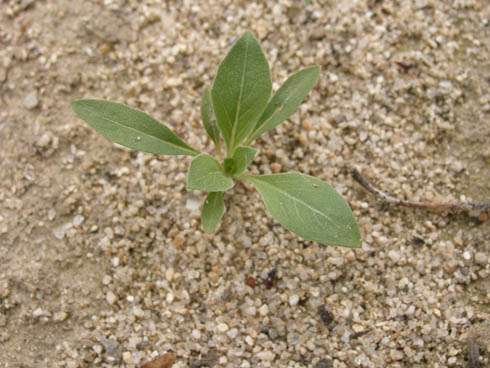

left=217, top=322, right=229, bottom=333
left=388, top=250, right=401, bottom=263
left=227, top=328, right=238, bottom=339
left=47, top=209, right=56, bottom=221
left=37, top=132, right=51, bottom=147
left=289, top=295, right=299, bottom=306
left=406, top=305, right=416, bottom=315
left=258, top=304, right=269, bottom=316
left=245, top=335, right=254, bottom=346
left=53, top=311, right=68, bottom=322
left=122, top=351, right=132, bottom=364
left=256, top=351, right=275, bottom=361
left=185, top=197, right=201, bottom=211
left=33, top=308, right=44, bottom=317
left=102, top=275, right=112, bottom=285
left=93, top=344, right=103, bottom=355
left=328, top=257, right=344, bottom=267
left=192, top=329, right=201, bottom=339
left=133, top=306, right=144, bottom=318
left=439, top=80, right=452, bottom=91
left=73, top=215, right=85, bottom=226
left=390, top=349, right=404, bottom=361
left=244, top=306, right=256, bottom=316
left=106, top=291, right=117, bottom=305
left=24, top=91, right=39, bottom=109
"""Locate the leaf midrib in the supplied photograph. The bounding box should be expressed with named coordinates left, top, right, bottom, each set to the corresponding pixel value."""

left=92, top=109, right=197, bottom=156
left=248, top=175, right=341, bottom=230
left=228, top=38, right=250, bottom=155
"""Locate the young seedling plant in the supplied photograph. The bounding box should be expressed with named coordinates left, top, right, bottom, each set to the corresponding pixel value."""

left=72, top=31, right=361, bottom=248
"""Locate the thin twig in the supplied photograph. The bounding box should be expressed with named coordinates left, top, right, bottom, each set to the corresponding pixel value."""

left=350, top=168, right=490, bottom=218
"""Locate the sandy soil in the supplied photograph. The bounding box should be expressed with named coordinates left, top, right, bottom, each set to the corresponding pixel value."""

left=0, top=1, right=489, bottom=367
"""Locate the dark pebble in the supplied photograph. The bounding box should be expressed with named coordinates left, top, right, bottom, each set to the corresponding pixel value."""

left=318, top=305, right=334, bottom=326
left=314, top=358, right=333, bottom=368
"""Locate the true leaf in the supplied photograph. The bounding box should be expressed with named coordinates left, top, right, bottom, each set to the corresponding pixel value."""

left=200, top=85, right=220, bottom=148
left=72, top=99, right=199, bottom=156
left=231, top=146, right=256, bottom=175
left=211, top=31, right=272, bottom=155
left=246, top=66, right=320, bottom=144
left=187, top=154, right=234, bottom=192
left=243, top=173, right=361, bottom=248
left=201, top=192, right=226, bottom=233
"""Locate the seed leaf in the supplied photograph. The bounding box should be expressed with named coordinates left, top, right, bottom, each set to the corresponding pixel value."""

left=243, top=173, right=361, bottom=248
left=201, top=192, right=226, bottom=233
left=231, top=146, right=256, bottom=175
left=72, top=99, right=199, bottom=156
left=200, top=85, right=220, bottom=148
left=187, top=154, right=234, bottom=192
left=247, top=66, right=320, bottom=144
left=212, top=31, right=272, bottom=155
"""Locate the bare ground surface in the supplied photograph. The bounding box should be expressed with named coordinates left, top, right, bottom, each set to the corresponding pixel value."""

left=0, top=1, right=489, bottom=367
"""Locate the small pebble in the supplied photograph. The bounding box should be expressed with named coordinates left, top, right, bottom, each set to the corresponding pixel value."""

left=390, top=349, right=404, bottom=361
left=186, top=198, right=201, bottom=211
left=24, top=91, right=39, bottom=109
left=217, top=323, right=229, bottom=333
left=122, top=351, right=132, bottom=364
left=37, top=132, right=51, bottom=147
left=53, top=311, right=68, bottom=322
left=258, top=304, right=269, bottom=316
left=289, top=295, right=299, bottom=307
left=192, top=329, right=201, bottom=339
left=227, top=328, right=238, bottom=339
left=256, top=351, right=275, bottom=361
left=102, top=275, right=112, bottom=285
left=267, top=328, right=279, bottom=340
left=388, top=250, right=401, bottom=263
left=474, top=252, right=487, bottom=265
left=73, top=215, right=85, bottom=226
left=133, top=306, right=145, bottom=318
left=32, top=308, right=44, bottom=317
left=245, top=335, right=254, bottom=346
left=244, top=306, right=256, bottom=316
left=318, top=305, right=334, bottom=326
left=106, top=291, right=117, bottom=305
left=314, top=358, right=333, bottom=368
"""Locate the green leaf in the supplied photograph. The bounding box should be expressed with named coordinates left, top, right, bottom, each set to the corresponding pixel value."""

left=187, top=154, right=234, bottom=192
left=243, top=173, right=361, bottom=248
left=72, top=99, right=199, bottom=156
left=201, top=192, right=226, bottom=233
left=223, top=158, right=236, bottom=175
left=211, top=31, right=272, bottom=156
left=246, top=66, right=320, bottom=144
left=231, top=146, right=256, bottom=175
left=200, top=85, right=220, bottom=149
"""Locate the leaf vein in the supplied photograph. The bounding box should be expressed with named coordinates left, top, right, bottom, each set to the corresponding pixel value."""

left=95, top=113, right=197, bottom=155
left=254, top=177, right=341, bottom=230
